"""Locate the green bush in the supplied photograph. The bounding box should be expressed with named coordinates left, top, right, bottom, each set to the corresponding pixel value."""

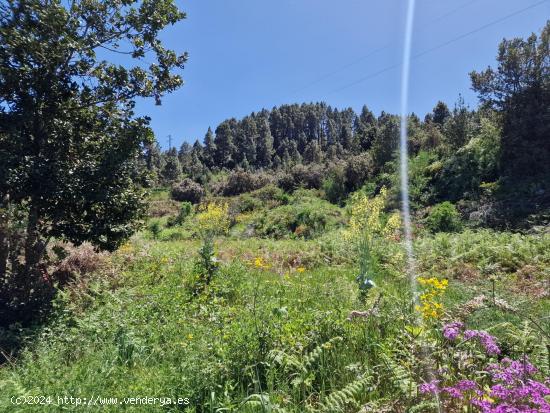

left=277, top=164, right=324, bottom=192
left=167, top=201, right=193, bottom=227
left=323, top=171, right=347, bottom=205
left=426, top=201, right=463, bottom=233
left=220, top=170, right=271, bottom=196
left=345, top=153, right=373, bottom=192
left=148, top=221, right=162, bottom=239
left=253, top=195, right=343, bottom=239
left=171, top=178, right=205, bottom=204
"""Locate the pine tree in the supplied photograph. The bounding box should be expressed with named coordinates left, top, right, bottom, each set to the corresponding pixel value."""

left=256, top=117, right=273, bottom=168
left=303, top=140, right=322, bottom=164
left=202, top=127, right=216, bottom=168
left=161, top=148, right=183, bottom=184
left=214, top=121, right=237, bottom=168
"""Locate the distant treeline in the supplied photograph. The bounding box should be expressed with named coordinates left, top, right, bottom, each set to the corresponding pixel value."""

left=143, top=21, right=549, bottom=224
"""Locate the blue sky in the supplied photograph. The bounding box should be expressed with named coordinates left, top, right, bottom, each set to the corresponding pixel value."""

left=134, top=0, right=549, bottom=149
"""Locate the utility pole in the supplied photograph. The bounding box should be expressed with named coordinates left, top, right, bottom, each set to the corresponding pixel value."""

left=168, top=134, right=172, bottom=150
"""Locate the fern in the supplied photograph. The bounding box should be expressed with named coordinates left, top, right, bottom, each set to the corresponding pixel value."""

left=408, top=400, right=439, bottom=412
left=318, top=375, right=372, bottom=412
left=237, top=393, right=288, bottom=413
left=269, top=336, right=343, bottom=376
left=303, top=336, right=343, bottom=370
left=380, top=353, right=416, bottom=396
left=532, top=342, right=550, bottom=377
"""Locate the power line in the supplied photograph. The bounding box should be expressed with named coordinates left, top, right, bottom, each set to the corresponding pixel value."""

left=326, top=0, right=549, bottom=96
left=289, top=0, right=481, bottom=96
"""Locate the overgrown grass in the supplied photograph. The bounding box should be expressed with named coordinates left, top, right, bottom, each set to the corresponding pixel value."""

left=0, top=192, right=548, bottom=412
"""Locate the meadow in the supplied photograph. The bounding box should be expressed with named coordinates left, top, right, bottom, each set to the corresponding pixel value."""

left=0, top=187, right=548, bottom=412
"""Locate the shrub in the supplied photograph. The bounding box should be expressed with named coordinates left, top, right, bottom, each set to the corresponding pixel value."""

left=426, top=201, right=463, bottom=233
left=277, top=164, right=324, bottom=192
left=323, top=166, right=347, bottom=205
left=276, top=172, right=295, bottom=192
left=50, top=242, right=108, bottom=286
left=232, top=193, right=262, bottom=214
left=148, top=221, right=162, bottom=239
left=217, top=171, right=271, bottom=196
left=167, top=201, right=193, bottom=227
left=254, top=196, right=343, bottom=239
left=171, top=178, right=205, bottom=204
left=148, top=199, right=180, bottom=218
left=252, top=184, right=286, bottom=203
left=345, top=153, right=373, bottom=192
left=195, top=202, right=230, bottom=237
left=291, top=164, right=323, bottom=189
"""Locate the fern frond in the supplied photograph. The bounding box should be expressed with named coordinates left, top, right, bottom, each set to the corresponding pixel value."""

left=318, top=375, right=372, bottom=412
left=381, top=353, right=416, bottom=395
left=303, top=336, right=343, bottom=370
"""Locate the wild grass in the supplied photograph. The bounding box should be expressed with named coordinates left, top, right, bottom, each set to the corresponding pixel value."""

left=0, top=191, right=548, bottom=412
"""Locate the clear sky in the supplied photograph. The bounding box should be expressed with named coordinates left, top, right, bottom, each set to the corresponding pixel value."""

left=134, top=0, right=549, bottom=149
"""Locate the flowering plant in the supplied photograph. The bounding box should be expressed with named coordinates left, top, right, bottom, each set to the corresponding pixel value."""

left=416, top=277, right=447, bottom=320
left=420, top=323, right=550, bottom=412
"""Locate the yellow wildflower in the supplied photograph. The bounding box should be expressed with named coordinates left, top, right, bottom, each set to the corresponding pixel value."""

left=417, top=277, right=447, bottom=320
left=344, top=186, right=402, bottom=244
left=253, top=257, right=270, bottom=269
left=196, top=202, right=230, bottom=236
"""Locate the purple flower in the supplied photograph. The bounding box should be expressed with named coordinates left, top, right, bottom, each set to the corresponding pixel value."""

left=463, top=329, right=501, bottom=355
left=443, top=322, right=464, bottom=340
left=455, top=379, right=478, bottom=391
left=464, top=329, right=478, bottom=339
left=419, top=379, right=440, bottom=394
left=443, top=386, right=463, bottom=398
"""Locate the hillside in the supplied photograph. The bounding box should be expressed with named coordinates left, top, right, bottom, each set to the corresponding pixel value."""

left=0, top=186, right=549, bottom=412
left=1, top=6, right=549, bottom=413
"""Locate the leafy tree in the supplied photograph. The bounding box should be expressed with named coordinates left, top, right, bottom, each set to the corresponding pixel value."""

left=435, top=116, right=501, bottom=202
left=470, top=21, right=550, bottom=180
left=0, top=0, right=186, bottom=324
left=323, top=165, right=347, bottom=205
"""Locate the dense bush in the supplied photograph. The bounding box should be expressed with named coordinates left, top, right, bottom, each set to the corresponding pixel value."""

left=50, top=242, right=108, bottom=286
left=277, top=164, right=324, bottom=192
left=220, top=170, right=271, bottom=196
left=171, top=178, right=205, bottom=204
left=251, top=184, right=286, bottom=203
left=426, top=201, right=463, bottom=233
left=345, top=153, right=373, bottom=192
left=166, top=201, right=193, bottom=227
left=434, top=117, right=500, bottom=202
left=253, top=195, right=343, bottom=238
left=323, top=166, right=347, bottom=205
left=148, top=199, right=180, bottom=218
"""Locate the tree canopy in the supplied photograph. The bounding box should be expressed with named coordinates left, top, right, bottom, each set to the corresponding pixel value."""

left=0, top=0, right=186, bottom=324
